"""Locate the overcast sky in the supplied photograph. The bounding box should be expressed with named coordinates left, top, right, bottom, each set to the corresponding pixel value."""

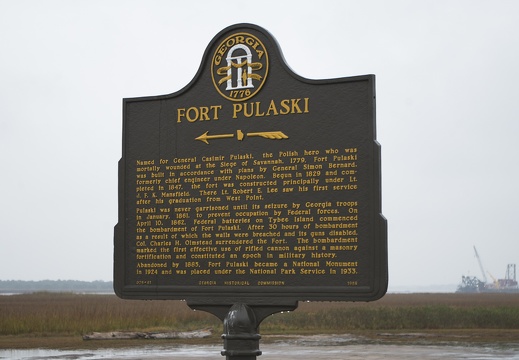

left=1, top=0, right=518, bottom=291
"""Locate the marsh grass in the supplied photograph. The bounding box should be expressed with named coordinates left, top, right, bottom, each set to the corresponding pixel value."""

left=0, top=292, right=220, bottom=336
left=275, top=293, right=519, bottom=332
left=1, top=292, right=518, bottom=336
left=263, top=304, right=519, bottom=333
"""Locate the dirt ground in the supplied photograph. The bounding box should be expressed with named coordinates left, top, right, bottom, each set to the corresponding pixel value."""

left=1, top=331, right=518, bottom=360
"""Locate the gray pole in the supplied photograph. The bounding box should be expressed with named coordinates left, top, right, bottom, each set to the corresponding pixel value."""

left=188, top=300, right=298, bottom=359
left=221, top=303, right=261, bottom=360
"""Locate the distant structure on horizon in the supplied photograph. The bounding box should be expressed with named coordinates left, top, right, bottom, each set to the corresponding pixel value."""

left=0, top=280, right=113, bottom=294
left=456, top=246, right=518, bottom=293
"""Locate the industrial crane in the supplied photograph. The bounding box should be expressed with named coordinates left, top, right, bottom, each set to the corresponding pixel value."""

left=487, top=271, right=500, bottom=289
left=473, top=246, right=488, bottom=284
left=457, top=247, right=518, bottom=293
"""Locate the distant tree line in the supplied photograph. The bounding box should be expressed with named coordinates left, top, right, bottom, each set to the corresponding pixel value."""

left=0, top=280, right=113, bottom=293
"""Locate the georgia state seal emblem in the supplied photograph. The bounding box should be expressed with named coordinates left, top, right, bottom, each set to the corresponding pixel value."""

left=211, top=32, right=268, bottom=102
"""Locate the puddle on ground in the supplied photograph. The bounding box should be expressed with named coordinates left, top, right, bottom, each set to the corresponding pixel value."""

left=1, top=335, right=518, bottom=360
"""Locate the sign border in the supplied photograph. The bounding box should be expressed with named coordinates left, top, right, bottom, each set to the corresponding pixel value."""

left=114, top=23, right=387, bottom=304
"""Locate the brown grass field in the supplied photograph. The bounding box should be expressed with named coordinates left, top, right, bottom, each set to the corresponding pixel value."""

left=1, top=292, right=518, bottom=349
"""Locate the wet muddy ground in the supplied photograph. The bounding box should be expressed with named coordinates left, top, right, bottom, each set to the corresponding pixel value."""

left=1, top=334, right=518, bottom=360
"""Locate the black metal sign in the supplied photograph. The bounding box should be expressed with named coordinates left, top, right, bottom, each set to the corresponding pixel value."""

left=114, top=23, right=387, bottom=304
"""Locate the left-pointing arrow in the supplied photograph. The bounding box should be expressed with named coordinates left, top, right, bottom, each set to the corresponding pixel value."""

left=195, top=131, right=235, bottom=145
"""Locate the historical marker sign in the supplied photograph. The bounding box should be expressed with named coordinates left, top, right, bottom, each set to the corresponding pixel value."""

left=114, top=24, right=387, bottom=303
